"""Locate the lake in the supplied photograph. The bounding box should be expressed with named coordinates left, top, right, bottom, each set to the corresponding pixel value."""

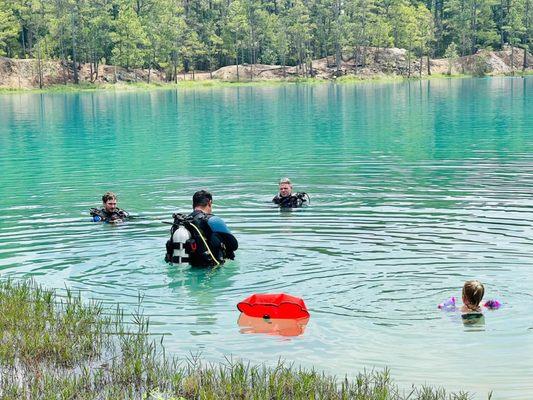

left=0, top=77, right=532, bottom=398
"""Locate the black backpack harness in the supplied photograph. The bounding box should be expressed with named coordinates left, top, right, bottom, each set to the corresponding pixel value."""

left=165, top=212, right=221, bottom=267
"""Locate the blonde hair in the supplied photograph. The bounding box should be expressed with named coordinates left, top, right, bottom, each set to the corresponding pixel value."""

left=279, top=177, right=292, bottom=185
left=462, top=280, right=485, bottom=307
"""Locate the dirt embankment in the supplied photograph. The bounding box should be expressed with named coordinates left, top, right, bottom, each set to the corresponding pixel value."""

left=214, top=46, right=531, bottom=80
left=1, top=46, right=531, bottom=89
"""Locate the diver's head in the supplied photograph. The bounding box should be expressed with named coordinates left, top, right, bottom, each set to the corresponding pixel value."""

left=102, top=191, right=118, bottom=213
left=193, top=190, right=213, bottom=213
left=462, top=280, right=485, bottom=309
left=278, top=177, right=292, bottom=198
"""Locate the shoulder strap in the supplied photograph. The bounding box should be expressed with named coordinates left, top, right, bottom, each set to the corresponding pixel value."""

left=90, top=208, right=104, bottom=217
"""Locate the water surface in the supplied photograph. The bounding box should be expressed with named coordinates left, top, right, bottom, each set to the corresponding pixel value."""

left=1, top=77, right=532, bottom=398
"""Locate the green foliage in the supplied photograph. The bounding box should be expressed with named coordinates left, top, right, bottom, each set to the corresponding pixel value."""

left=444, top=42, right=459, bottom=74
left=1, top=0, right=530, bottom=80
left=111, top=5, right=149, bottom=69
left=285, top=0, right=314, bottom=69
left=0, top=2, right=19, bottom=56
left=444, top=0, right=499, bottom=56
left=472, top=53, right=490, bottom=76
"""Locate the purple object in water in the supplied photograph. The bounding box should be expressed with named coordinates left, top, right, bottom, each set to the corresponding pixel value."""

left=484, top=299, right=501, bottom=309
left=438, top=296, right=456, bottom=311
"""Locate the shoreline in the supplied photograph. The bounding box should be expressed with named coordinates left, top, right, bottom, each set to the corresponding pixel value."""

left=1, top=72, right=530, bottom=95
left=0, top=279, right=476, bottom=399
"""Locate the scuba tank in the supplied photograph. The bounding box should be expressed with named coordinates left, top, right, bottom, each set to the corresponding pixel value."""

left=165, top=212, right=222, bottom=267
left=170, top=224, right=191, bottom=264
left=165, top=214, right=192, bottom=265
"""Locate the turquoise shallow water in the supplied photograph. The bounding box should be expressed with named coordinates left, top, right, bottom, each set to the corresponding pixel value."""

left=1, top=77, right=532, bottom=398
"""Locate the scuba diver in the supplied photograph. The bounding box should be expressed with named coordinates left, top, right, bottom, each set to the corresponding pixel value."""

left=90, top=191, right=129, bottom=223
left=272, top=177, right=310, bottom=208
left=165, top=190, right=238, bottom=267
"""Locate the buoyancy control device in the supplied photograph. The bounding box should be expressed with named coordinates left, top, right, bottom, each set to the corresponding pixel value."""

left=165, top=213, right=220, bottom=267
left=273, top=192, right=310, bottom=208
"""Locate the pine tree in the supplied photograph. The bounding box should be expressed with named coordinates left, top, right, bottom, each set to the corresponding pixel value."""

left=110, top=5, right=149, bottom=72
left=0, top=2, right=19, bottom=57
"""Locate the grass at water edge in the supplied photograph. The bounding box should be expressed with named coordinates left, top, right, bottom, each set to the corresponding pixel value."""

left=0, top=279, right=486, bottom=399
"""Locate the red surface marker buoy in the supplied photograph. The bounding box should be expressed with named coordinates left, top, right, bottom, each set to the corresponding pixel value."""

left=237, top=293, right=310, bottom=319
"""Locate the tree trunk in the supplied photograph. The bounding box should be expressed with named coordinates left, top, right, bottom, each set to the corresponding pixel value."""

left=523, top=46, right=528, bottom=71
left=500, top=0, right=505, bottom=48
left=58, top=16, right=68, bottom=84
left=471, top=0, right=478, bottom=54
left=407, top=47, right=412, bottom=78
left=251, top=28, right=255, bottom=81
left=427, top=54, right=431, bottom=75
left=28, top=28, right=33, bottom=57
left=71, top=14, right=79, bottom=84
left=335, top=42, right=341, bottom=72
left=510, top=44, right=514, bottom=75
left=21, top=29, right=26, bottom=57
left=236, top=51, right=239, bottom=81
left=419, top=54, right=423, bottom=77
left=37, top=44, right=43, bottom=89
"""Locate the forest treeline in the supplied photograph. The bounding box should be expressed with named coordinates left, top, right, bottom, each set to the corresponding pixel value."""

left=0, top=0, right=531, bottom=82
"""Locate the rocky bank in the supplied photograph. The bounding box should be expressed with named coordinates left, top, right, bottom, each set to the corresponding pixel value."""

left=0, top=46, right=530, bottom=89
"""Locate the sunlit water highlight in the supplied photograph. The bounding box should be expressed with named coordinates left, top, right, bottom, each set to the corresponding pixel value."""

left=1, top=77, right=532, bottom=398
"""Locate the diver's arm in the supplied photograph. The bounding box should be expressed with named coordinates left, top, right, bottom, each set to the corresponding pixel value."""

left=208, top=216, right=238, bottom=251
left=218, top=232, right=238, bottom=251
left=90, top=208, right=106, bottom=222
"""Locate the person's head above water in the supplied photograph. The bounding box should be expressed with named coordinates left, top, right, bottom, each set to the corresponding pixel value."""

left=278, top=177, right=293, bottom=198
left=462, top=280, right=485, bottom=311
left=193, top=190, right=213, bottom=213
left=102, top=191, right=118, bottom=213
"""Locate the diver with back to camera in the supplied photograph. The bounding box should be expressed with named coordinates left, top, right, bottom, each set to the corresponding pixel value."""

left=272, top=177, right=310, bottom=208
left=90, top=191, right=129, bottom=223
left=165, top=190, right=238, bottom=267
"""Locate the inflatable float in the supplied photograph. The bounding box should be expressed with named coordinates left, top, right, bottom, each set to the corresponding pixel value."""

left=237, top=293, right=310, bottom=319
left=438, top=297, right=502, bottom=311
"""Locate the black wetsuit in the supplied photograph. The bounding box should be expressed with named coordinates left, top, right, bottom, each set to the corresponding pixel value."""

left=90, top=208, right=129, bottom=222
left=272, top=193, right=308, bottom=208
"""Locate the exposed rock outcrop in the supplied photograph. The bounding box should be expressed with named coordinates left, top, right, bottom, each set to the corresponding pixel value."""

left=1, top=46, right=531, bottom=89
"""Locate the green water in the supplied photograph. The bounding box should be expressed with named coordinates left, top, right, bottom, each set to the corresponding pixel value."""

left=1, top=77, right=532, bottom=398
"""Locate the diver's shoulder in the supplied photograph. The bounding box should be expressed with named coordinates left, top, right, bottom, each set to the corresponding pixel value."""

left=208, top=215, right=232, bottom=233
